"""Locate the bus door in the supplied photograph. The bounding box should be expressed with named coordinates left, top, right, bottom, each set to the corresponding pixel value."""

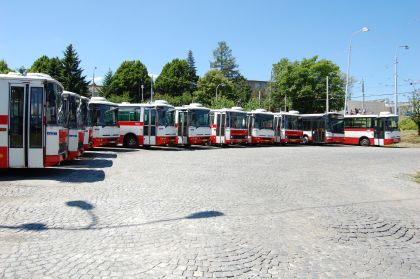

left=216, top=112, right=226, bottom=144
left=143, top=107, right=156, bottom=145
left=312, top=118, right=325, bottom=143
left=247, top=114, right=253, bottom=142
left=177, top=110, right=188, bottom=144
left=274, top=116, right=281, bottom=142
left=8, top=84, right=44, bottom=168
left=374, top=118, right=385, bottom=146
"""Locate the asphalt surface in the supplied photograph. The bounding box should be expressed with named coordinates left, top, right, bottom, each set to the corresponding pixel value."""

left=0, top=145, right=419, bottom=278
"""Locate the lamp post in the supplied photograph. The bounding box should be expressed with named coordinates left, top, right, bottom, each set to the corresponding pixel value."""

left=141, top=84, right=144, bottom=102
left=92, top=66, right=97, bottom=97
left=215, top=83, right=225, bottom=101
left=394, top=45, right=409, bottom=115
left=344, top=27, right=369, bottom=115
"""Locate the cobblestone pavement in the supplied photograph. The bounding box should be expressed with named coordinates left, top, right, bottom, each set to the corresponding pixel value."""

left=0, top=145, right=419, bottom=279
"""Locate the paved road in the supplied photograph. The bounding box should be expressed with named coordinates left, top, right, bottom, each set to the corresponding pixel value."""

left=0, top=145, right=419, bottom=279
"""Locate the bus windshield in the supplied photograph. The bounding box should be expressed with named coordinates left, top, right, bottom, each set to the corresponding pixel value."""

left=229, top=112, right=247, bottom=129
left=255, top=114, right=273, bottom=129
left=284, top=115, right=302, bottom=130
left=80, top=99, right=90, bottom=128
left=91, top=104, right=118, bottom=126
left=190, top=109, right=210, bottom=127
left=382, top=117, right=399, bottom=131
left=157, top=106, right=175, bottom=127
left=328, top=114, right=344, bottom=133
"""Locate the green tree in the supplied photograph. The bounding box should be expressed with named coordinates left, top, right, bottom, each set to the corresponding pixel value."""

left=99, top=69, right=113, bottom=98
left=231, top=74, right=252, bottom=106
left=29, top=55, right=51, bottom=73
left=17, top=66, right=27, bottom=75
left=187, top=50, right=198, bottom=91
left=111, top=60, right=149, bottom=102
left=154, top=59, right=192, bottom=96
left=272, top=56, right=345, bottom=113
left=29, top=56, right=63, bottom=80
left=210, top=41, right=239, bottom=79
left=0, top=60, right=11, bottom=74
left=61, top=44, right=89, bottom=96
left=48, top=57, right=64, bottom=81
left=193, top=70, right=234, bottom=106
left=410, top=90, right=420, bottom=135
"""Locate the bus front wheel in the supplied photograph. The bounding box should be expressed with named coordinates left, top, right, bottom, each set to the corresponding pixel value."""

left=303, top=135, right=309, bottom=145
left=359, top=137, right=370, bottom=147
left=124, top=134, right=138, bottom=148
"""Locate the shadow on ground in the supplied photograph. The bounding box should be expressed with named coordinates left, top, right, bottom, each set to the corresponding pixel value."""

left=0, top=199, right=225, bottom=232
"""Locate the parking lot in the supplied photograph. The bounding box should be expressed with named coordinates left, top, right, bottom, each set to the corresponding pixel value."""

left=0, top=145, right=419, bottom=278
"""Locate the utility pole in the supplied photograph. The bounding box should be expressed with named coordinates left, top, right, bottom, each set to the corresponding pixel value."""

left=141, top=84, right=144, bottom=102
left=150, top=76, right=154, bottom=102
left=326, top=76, right=329, bottom=113
left=269, top=69, right=272, bottom=111
left=362, top=78, right=365, bottom=112
left=258, top=90, right=261, bottom=106
left=284, top=95, right=287, bottom=112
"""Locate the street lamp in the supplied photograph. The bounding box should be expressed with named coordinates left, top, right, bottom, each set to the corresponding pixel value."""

left=394, top=45, right=409, bottom=115
left=215, top=83, right=225, bottom=101
left=92, top=66, right=97, bottom=97
left=344, top=27, right=369, bottom=115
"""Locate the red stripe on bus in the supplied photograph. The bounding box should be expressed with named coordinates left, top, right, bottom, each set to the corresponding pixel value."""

left=230, top=129, right=248, bottom=136
left=44, top=154, right=64, bottom=167
left=118, top=121, right=144, bottom=126
left=0, top=116, right=7, bottom=125
left=0, top=146, right=8, bottom=168
left=285, top=130, right=303, bottom=137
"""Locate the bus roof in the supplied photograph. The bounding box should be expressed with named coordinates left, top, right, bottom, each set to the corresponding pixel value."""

left=63, top=90, right=81, bottom=98
left=0, top=72, right=63, bottom=88
left=89, top=96, right=117, bottom=106
left=344, top=113, right=398, bottom=118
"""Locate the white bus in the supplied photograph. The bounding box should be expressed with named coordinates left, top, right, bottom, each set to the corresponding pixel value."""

left=175, top=103, right=211, bottom=146
left=273, top=111, right=303, bottom=144
left=0, top=73, right=67, bottom=168
left=210, top=107, right=248, bottom=145
left=62, top=91, right=84, bottom=160
left=118, top=100, right=176, bottom=148
left=89, top=97, right=119, bottom=148
left=247, top=109, right=275, bottom=144
left=344, top=112, right=400, bottom=146
left=80, top=96, right=92, bottom=151
left=301, top=112, right=344, bottom=144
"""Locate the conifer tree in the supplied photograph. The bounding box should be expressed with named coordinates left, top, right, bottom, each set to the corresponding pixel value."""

left=61, top=44, right=89, bottom=96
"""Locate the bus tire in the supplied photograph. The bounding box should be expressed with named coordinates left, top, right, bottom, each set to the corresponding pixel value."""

left=303, top=135, right=309, bottom=145
left=359, top=137, right=370, bottom=147
left=124, top=134, right=138, bottom=148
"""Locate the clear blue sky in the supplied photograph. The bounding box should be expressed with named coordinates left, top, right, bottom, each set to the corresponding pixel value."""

left=1, top=0, right=419, bottom=101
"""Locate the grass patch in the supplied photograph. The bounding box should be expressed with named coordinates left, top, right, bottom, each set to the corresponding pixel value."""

left=400, top=130, right=420, bottom=144
left=415, top=172, right=420, bottom=184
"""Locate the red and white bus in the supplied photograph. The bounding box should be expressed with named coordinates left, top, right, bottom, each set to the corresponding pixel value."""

left=273, top=111, right=303, bottom=144
left=247, top=109, right=275, bottom=144
left=210, top=107, right=248, bottom=145
left=80, top=96, right=92, bottom=150
left=301, top=113, right=344, bottom=144
left=62, top=91, right=84, bottom=160
left=89, top=97, right=119, bottom=148
left=0, top=73, right=68, bottom=168
left=118, top=100, right=176, bottom=148
left=175, top=103, right=211, bottom=146
left=344, top=112, right=400, bottom=146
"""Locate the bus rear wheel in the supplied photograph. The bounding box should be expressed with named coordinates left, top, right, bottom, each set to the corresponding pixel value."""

left=303, top=135, right=309, bottom=145
left=359, top=137, right=370, bottom=147
left=124, top=134, right=138, bottom=148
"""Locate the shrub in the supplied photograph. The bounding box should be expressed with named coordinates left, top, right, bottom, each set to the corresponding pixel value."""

left=399, top=117, right=418, bottom=131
